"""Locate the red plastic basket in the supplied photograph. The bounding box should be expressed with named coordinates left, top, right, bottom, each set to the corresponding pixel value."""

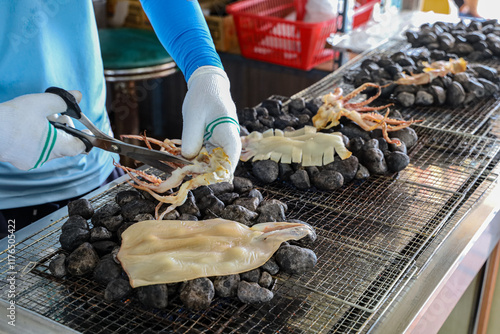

left=226, top=0, right=337, bottom=70
left=226, top=0, right=380, bottom=70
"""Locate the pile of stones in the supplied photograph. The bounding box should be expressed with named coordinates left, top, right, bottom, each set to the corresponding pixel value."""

left=49, top=178, right=318, bottom=310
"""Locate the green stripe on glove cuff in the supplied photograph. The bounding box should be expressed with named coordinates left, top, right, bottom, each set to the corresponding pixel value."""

left=204, top=117, right=240, bottom=141
left=32, top=122, right=58, bottom=169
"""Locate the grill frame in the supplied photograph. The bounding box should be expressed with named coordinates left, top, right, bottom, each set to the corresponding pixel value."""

left=2, top=38, right=500, bottom=333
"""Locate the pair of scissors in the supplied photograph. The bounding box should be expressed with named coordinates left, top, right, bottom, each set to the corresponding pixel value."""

left=45, top=87, right=192, bottom=173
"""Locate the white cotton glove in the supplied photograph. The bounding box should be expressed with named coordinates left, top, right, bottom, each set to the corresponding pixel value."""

left=0, top=90, right=87, bottom=170
left=182, top=66, right=241, bottom=174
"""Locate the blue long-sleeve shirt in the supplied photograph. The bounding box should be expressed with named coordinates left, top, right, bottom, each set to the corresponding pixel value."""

left=0, top=0, right=222, bottom=209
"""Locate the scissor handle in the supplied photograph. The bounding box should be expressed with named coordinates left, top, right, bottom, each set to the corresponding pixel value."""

left=50, top=121, right=93, bottom=153
left=45, top=87, right=82, bottom=119
left=45, top=86, right=115, bottom=140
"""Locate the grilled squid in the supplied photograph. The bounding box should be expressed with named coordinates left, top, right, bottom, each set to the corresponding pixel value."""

left=117, top=218, right=316, bottom=287
left=240, top=126, right=352, bottom=166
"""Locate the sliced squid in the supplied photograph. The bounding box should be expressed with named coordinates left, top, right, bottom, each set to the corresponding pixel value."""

left=117, top=218, right=316, bottom=287
left=240, top=126, right=352, bottom=166
left=116, top=147, right=232, bottom=219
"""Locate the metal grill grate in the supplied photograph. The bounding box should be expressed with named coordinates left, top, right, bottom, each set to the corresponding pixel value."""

left=2, top=38, right=500, bottom=333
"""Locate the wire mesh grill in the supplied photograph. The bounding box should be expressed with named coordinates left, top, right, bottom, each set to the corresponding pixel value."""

left=2, top=38, right=500, bottom=333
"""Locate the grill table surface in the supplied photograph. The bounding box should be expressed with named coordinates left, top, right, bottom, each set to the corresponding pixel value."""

left=2, top=38, right=500, bottom=333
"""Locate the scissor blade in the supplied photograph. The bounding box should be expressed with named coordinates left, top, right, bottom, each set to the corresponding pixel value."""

left=93, top=138, right=193, bottom=165
left=127, top=154, right=177, bottom=174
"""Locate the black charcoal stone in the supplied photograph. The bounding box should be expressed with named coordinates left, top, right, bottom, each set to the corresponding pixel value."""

left=289, top=98, right=306, bottom=114
left=179, top=213, right=198, bottom=221
left=355, top=164, right=371, bottom=180
left=274, top=114, right=299, bottom=129
left=453, top=42, right=474, bottom=55
left=275, top=245, right=317, bottom=275
left=394, top=84, right=419, bottom=95
left=217, top=192, right=240, bottom=205
left=261, top=199, right=288, bottom=212
left=92, top=241, right=118, bottom=257
left=121, top=199, right=156, bottom=221
left=463, top=78, right=485, bottom=98
left=93, top=258, right=122, bottom=285
left=290, top=169, right=310, bottom=190
left=363, top=148, right=388, bottom=175
left=197, top=194, right=225, bottom=216
left=305, top=166, right=319, bottom=178
left=297, top=114, right=311, bottom=127
left=252, top=160, right=279, bottom=183
left=66, top=242, right=100, bottom=276
left=261, top=258, right=280, bottom=275
left=100, top=215, right=124, bottom=232
left=396, top=92, right=416, bottom=107
left=415, top=90, right=434, bottom=106
left=208, top=182, right=234, bottom=195
left=49, top=254, right=67, bottom=278
left=240, top=269, right=261, bottom=283
left=259, top=271, right=273, bottom=289
left=347, top=137, right=365, bottom=155
left=446, top=82, right=466, bottom=107
left=278, top=163, right=294, bottom=181
left=136, top=284, right=168, bottom=309
left=59, top=227, right=90, bottom=252
left=115, top=190, right=143, bottom=207
left=178, top=191, right=200, bottom=217
left=376, top=138, right=389, bottom=152
left=104, top=279, right=132, bottom=302
left=237, top=281, right=273, bottom=304
left=389, top=139, right=407, bottom=154
left=340, top=123, right=372, bottom=141
left=306, top=97, right=323, bottom=114
left=245, top=120, right=265, bottom=132
left=214, top=275, right=240, bottom=298
left=324, top=155, right=359, bottom=183
left=256, top=203, right=286, bottom=223
left=67, top=199, right=94, bottom=219
left=255, top=106, right=269, bottom=117
left=233, top=197, right=260, bottom=212
left=237, top=107, right=258, bottom=123
left=62, top=215, right=89, bottom=232
left=133, top=213, right=155, bottom=222
left=92, top=202, right=121, bottom=226
left=260, top=99, right=283, bottom=117
left=257, top=115, right=275, bottom=128
left=386, top=151, right=410, bottom=173
left=248, top=189, right=264, bottom=204
left=233, top=176, right=254, bottom=193
left=470, top=64, right=498, bottom=82
left=311, top=170, right=344, bottom=190
left=477, top=78, right=499, bottom=95
left=90, top=226, right=113, bottom=242
left=390, top=127, right=418, bottom=148
left=221, top=205, right=257, bottom=225
left=192, top=186, right=214, bottom=200
left=111, top=246, right=120, bottom=264
left=180, top=278, right=215, bottom=310
left=430, top=85, right=447, bottom=105
left=363, top=138, right=379, bottom=150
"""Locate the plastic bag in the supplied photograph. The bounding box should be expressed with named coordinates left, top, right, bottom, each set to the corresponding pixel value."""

left=304, top=0, right=339, bottom=22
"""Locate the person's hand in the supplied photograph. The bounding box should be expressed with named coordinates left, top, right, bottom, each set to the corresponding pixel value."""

left=0, top=90, right=87, bottom=170
left=181, top=66, right=241, bottom=174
